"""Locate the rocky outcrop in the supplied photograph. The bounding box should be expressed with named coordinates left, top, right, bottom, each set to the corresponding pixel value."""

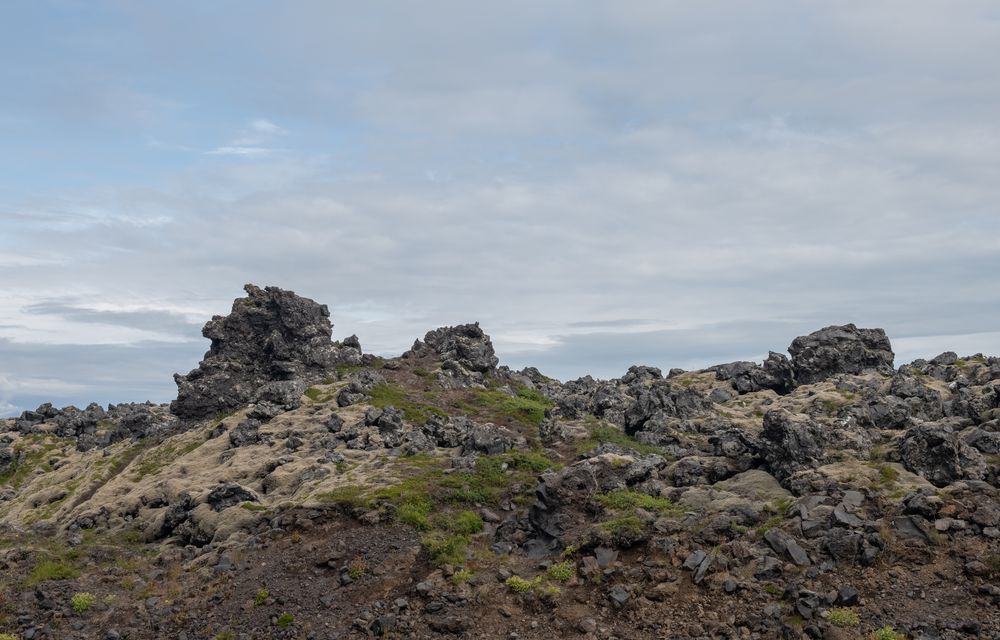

left=711, top=352, right=795, bottom=395
left=623, top=381, right=714, bottom=436
left=897, top=420, right=987, bottom=487
left=788, top=324, right=894, bottom=385
left=171, top=284, right=361, bottom=421
left=405, top=323, right=498, bottom=388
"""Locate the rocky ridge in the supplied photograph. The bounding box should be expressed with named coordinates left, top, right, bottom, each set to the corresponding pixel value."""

left=1, top=286, right=999, bottom=640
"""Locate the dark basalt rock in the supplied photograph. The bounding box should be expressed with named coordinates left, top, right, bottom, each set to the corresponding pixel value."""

left=788, top=324, right=895, bottom=385
left=760, top=409, right=824, bottom=480
left=206, top=482, right=259, bottom=511
left=172, top=284, right=361, bottom=421
left=897, top=420, right=987, bottom=487
left=406, top=322, right=498, bottom=388
left=623, top=381, right=713, bottom=436
left=711, top=351, right=795, bottom=395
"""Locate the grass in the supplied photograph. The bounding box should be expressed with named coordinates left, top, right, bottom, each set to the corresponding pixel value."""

left=0, top=635, right=18, bottom=640
left=239, top=502, right=268, bottom=512
left=827, top=608, right=860, bottom=627
left=276, top=612, right=294, bottom=629
left=368, top=384, right=447, bottom=425
left=595, top=488, right=683, bottom=515
left=315, top=484, right=370, bottom=509
left=71, top=591, right=96, bottom=613
left=421, top=531, right=471, bottom=566
left=755, top=515, right=783, bottom=535
left=25, top=558, right=79, bottom=587
left=463, top=385, right=553, bottom=435
left=452, top=568, right=474, bottom=583
left=869, top=627, right=905, bottom=640
left=576, top=422, right=665, bottom=456
left=336, top=357, right=384, bottom=377
left=0, top=435, right=69, bottom=488
left=254, top=589, right=269, bottom=606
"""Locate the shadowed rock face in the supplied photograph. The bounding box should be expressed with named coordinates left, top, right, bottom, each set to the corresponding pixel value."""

left=788, top=324, right=895, bottom=385
left=171, top=284, right=361, bottom=420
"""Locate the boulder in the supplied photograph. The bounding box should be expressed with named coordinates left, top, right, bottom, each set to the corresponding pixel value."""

left=623, top=381, right=713, bottom=436
left=172, top=284, right=361, bottom=421
left=788, top=324, right=894, bottom=385
left=898, top=420, right=987, bottom=487
left=760, top=409, right=824, bottom=480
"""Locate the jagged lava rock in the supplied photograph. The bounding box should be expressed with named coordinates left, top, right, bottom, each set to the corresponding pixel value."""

left=788, top=323, right=894, bottom=385
left=406, top=322, right=498, bottom=387
left=171, top=284, right=361, bottom=420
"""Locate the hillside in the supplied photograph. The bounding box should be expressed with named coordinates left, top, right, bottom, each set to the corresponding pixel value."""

left=2, top=285, right=999, bottom=640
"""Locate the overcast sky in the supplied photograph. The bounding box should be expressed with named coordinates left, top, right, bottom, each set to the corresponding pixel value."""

left=2, top=1, right=999, bottom=416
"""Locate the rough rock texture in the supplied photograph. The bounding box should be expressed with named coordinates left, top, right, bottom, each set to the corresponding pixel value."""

left=897, top=420, right=988, bottom=487
left=789, top=324, right=895, bottom=385
left=406, top=322, right=498, bottom=388
left=172, top=284, right=361, bottom=421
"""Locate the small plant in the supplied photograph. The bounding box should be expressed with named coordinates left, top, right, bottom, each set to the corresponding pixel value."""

left=421, top=532, right=470, bottom=566
left=755, top=515, right=783, bottom=535
left=103, top=594, right=116, bottom=605
left=764, top=583, right=781, bottom=596
left=505, top=575, right=542, bottom=593
left=869, top=627, right=905, bottom=640
left=240, top=501, right=268, bottom=512
left=71, top=591, right=96, bottom=613
left=561, top=544, right=577, bottom=558
left=546, top=561, right=575, bottom=582
left=595, top=488, right=682, bottom=515
left=348, top=558, right=367, bottom=579
left=276, top=612, right=294, bottom=629
left=827, top=607, right=860, bottom=627
left=452, top=568, right=474, bottom=583
left=449, top=511, right=484, bottom=535
left=254, top=589, right=269, bottom=606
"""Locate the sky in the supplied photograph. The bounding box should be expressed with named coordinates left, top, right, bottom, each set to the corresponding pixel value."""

left=2, top=1, right=1000, bottom=416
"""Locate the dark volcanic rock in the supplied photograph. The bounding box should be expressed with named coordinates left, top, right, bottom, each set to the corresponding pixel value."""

left=760, top=409, right=824, bottom=480
left=788, top=324, right=894, bottom=385
left=712, top=352, right=795, bottom=395
left=897, top=420, right=987, bottom=487
left=172, top=284, right=361, bottom=421
left=206, top=482, right=259, bottom=511
left=623, top=381, right=714, bottom=436
left=407, top=322, right=498, bottom=388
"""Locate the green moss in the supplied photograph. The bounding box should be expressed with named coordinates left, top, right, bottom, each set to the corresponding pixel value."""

left=239, top=502, right=268, bottom=512
left=130, top=436, right=207, bottom=480
left=595, top=488, right=682, bottom=515
left=368, top=384, right=447, bottom=425
left=304, top=387, right=324, bottom=402
left=466, top=386, right=552, bottom=431
left=253, top=589, right=269, bottom=606
left=600, top=515, right=645, bottom=538
left=276, top=612, right=294, bottom=629
left=576, top=422, right=665, bottom=456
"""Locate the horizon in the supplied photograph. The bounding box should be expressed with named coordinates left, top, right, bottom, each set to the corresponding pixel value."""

left=3, top=2, right=1000, bottom=416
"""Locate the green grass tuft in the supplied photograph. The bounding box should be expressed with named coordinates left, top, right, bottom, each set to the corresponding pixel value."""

left=595, top=488, right=682, bottom=515
left=71, top=591, right=96, bottom=613
left=25, top=558, right=79, bottom=586
left=827, top=608, right=860, bottom=627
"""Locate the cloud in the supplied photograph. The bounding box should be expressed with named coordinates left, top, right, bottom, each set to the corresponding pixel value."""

left=1, top=2, right=999, bottom=411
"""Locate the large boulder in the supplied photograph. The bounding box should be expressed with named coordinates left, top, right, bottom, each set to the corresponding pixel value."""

left=623, top=381, right=713, bottom=436
left=711, top=352, right=795, bottom=395
left=760, top=409, right=825, bottom=480
left=172, top=284, right=361, bottom=421
left=788, top=324, right=894, bottom=385
left=897, top=420, right=987, bottom=487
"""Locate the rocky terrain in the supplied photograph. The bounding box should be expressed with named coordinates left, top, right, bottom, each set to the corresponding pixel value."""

left=2, top=285, right=1000, bottom=640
